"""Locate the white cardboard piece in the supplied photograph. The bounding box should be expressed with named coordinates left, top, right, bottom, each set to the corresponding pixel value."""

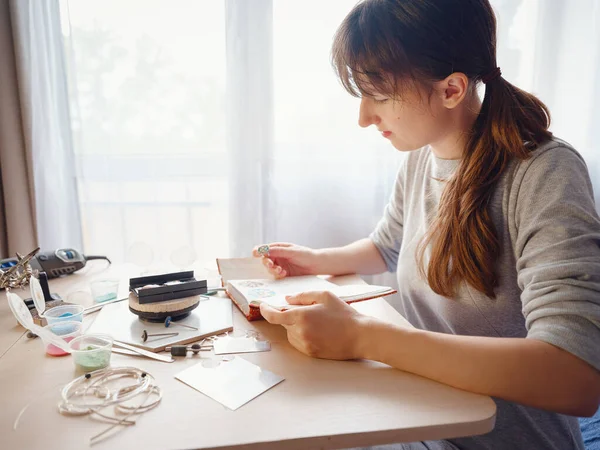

left=87, top=296, right=233, bottom=352
left=213, top=335, right=271, bottom=355
left=175, top=356, right=284, bottom=410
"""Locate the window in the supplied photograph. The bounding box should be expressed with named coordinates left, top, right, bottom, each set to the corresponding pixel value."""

left=60, top=0, right=400, bottom=268
left=61, top=0, right=228, bottom=267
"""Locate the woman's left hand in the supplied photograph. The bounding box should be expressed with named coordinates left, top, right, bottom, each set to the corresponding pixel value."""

left=259, top=290, right=368, bottom=360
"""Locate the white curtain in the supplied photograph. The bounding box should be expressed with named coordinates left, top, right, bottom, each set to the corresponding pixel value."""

left=54, top=0, right=398, bottom=277
left=21, top=0, right=599, bottom=282
left=10, top=0, right=82, bottom=251
left=228, top=0, right=400, bottom=257
left=225, top=0, right=274, bottom=258
left=493, top=0, right=600, bottom=208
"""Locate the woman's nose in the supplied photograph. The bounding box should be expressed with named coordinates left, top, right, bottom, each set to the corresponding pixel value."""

left=358, top=98, right=380, bottom=128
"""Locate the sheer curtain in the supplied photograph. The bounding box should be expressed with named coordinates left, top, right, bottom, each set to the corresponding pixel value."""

left=56, top=0, right=398, bottom=275
left=493, top=0, right=600, bottom=208
left=60, top=0, right=229, bottom=271
left=33, top=0, right=599, bottom=279
left=269, top=1, right=400, bottom=250
left=9, top=0, right=82, bottom=251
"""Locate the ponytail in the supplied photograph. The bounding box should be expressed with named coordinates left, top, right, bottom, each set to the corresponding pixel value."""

left=417, top=74, right=552, bottom=298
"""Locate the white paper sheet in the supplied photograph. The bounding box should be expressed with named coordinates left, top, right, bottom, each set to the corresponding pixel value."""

left=213, top=335, right=271, bottom=355
left=175, top=356, right=284, bottom=410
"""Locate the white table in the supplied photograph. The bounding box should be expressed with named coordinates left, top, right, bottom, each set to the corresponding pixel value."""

left=0, top=266, right=496, bottom=450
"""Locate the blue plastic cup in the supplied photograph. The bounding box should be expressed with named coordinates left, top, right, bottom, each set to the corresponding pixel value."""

left=44, top=304, right=85, bottom=325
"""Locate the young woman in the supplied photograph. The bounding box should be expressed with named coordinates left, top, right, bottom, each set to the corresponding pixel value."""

left=253, top=0, right=600, bottom=449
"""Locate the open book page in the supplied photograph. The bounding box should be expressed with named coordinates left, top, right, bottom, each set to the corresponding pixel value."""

left=330, top=284, right=395, bottom=302
left=228, top=276, right=337, bottom=308
left=216, top=257, right=274, bottom=285
left=227, top=276, right=394, bottom=309
left=217, top=257, right=396, bottom=319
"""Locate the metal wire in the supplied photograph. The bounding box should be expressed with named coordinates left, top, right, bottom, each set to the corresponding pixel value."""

left=58, top=366, right=162, bottom=444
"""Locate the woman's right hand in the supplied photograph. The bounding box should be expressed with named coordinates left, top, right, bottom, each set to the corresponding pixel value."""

left=252, top=242, right=321, bottom=279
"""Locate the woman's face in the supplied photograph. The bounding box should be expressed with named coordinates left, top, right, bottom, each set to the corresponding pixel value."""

left=358, top=81, right=456, bottom=152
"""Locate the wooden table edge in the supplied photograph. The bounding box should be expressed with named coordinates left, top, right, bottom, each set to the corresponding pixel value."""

left=190, top=407, right=497, bottom=450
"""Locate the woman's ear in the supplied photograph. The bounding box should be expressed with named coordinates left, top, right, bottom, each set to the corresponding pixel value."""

left=435, top=72, right=470, bottom=109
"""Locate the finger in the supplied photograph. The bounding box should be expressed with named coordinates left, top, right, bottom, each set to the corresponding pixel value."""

left=261, top=257, right=278, bottom=273
left=252, top=242, right=293, bottom=257
left=274, top=269, right=287, bottom=280
left=259, top=303, right=296, bottom=326
left=267, top=246, right=297, bottom=260
left=286, top=291, right=323, bottom=306
left=261, top=258, right=285, bottom=278
left=261, top=257, right=275, bottom=269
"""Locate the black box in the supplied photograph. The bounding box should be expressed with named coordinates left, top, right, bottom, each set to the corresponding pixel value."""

left=129, top=271, right=208, bottom=304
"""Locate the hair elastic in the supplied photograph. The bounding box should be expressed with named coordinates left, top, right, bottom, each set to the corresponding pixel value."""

left=481, top=67, right=502, bottom=84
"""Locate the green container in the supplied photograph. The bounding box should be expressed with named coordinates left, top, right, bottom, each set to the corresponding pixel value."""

left=69, top=334, right=113, bottom=372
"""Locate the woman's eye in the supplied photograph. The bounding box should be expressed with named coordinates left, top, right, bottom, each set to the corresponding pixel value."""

left=373, top=98, right=389, bottom=104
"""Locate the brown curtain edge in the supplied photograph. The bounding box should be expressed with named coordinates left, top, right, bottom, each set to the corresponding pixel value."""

left=0, top=0, right=38, bottom=259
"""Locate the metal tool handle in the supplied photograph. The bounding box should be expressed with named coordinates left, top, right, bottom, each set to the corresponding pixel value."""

left=112, top=340, right=174, bottom=363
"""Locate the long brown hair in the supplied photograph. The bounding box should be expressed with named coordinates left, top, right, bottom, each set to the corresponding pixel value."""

left=332, top=0, right=552, bottom=298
